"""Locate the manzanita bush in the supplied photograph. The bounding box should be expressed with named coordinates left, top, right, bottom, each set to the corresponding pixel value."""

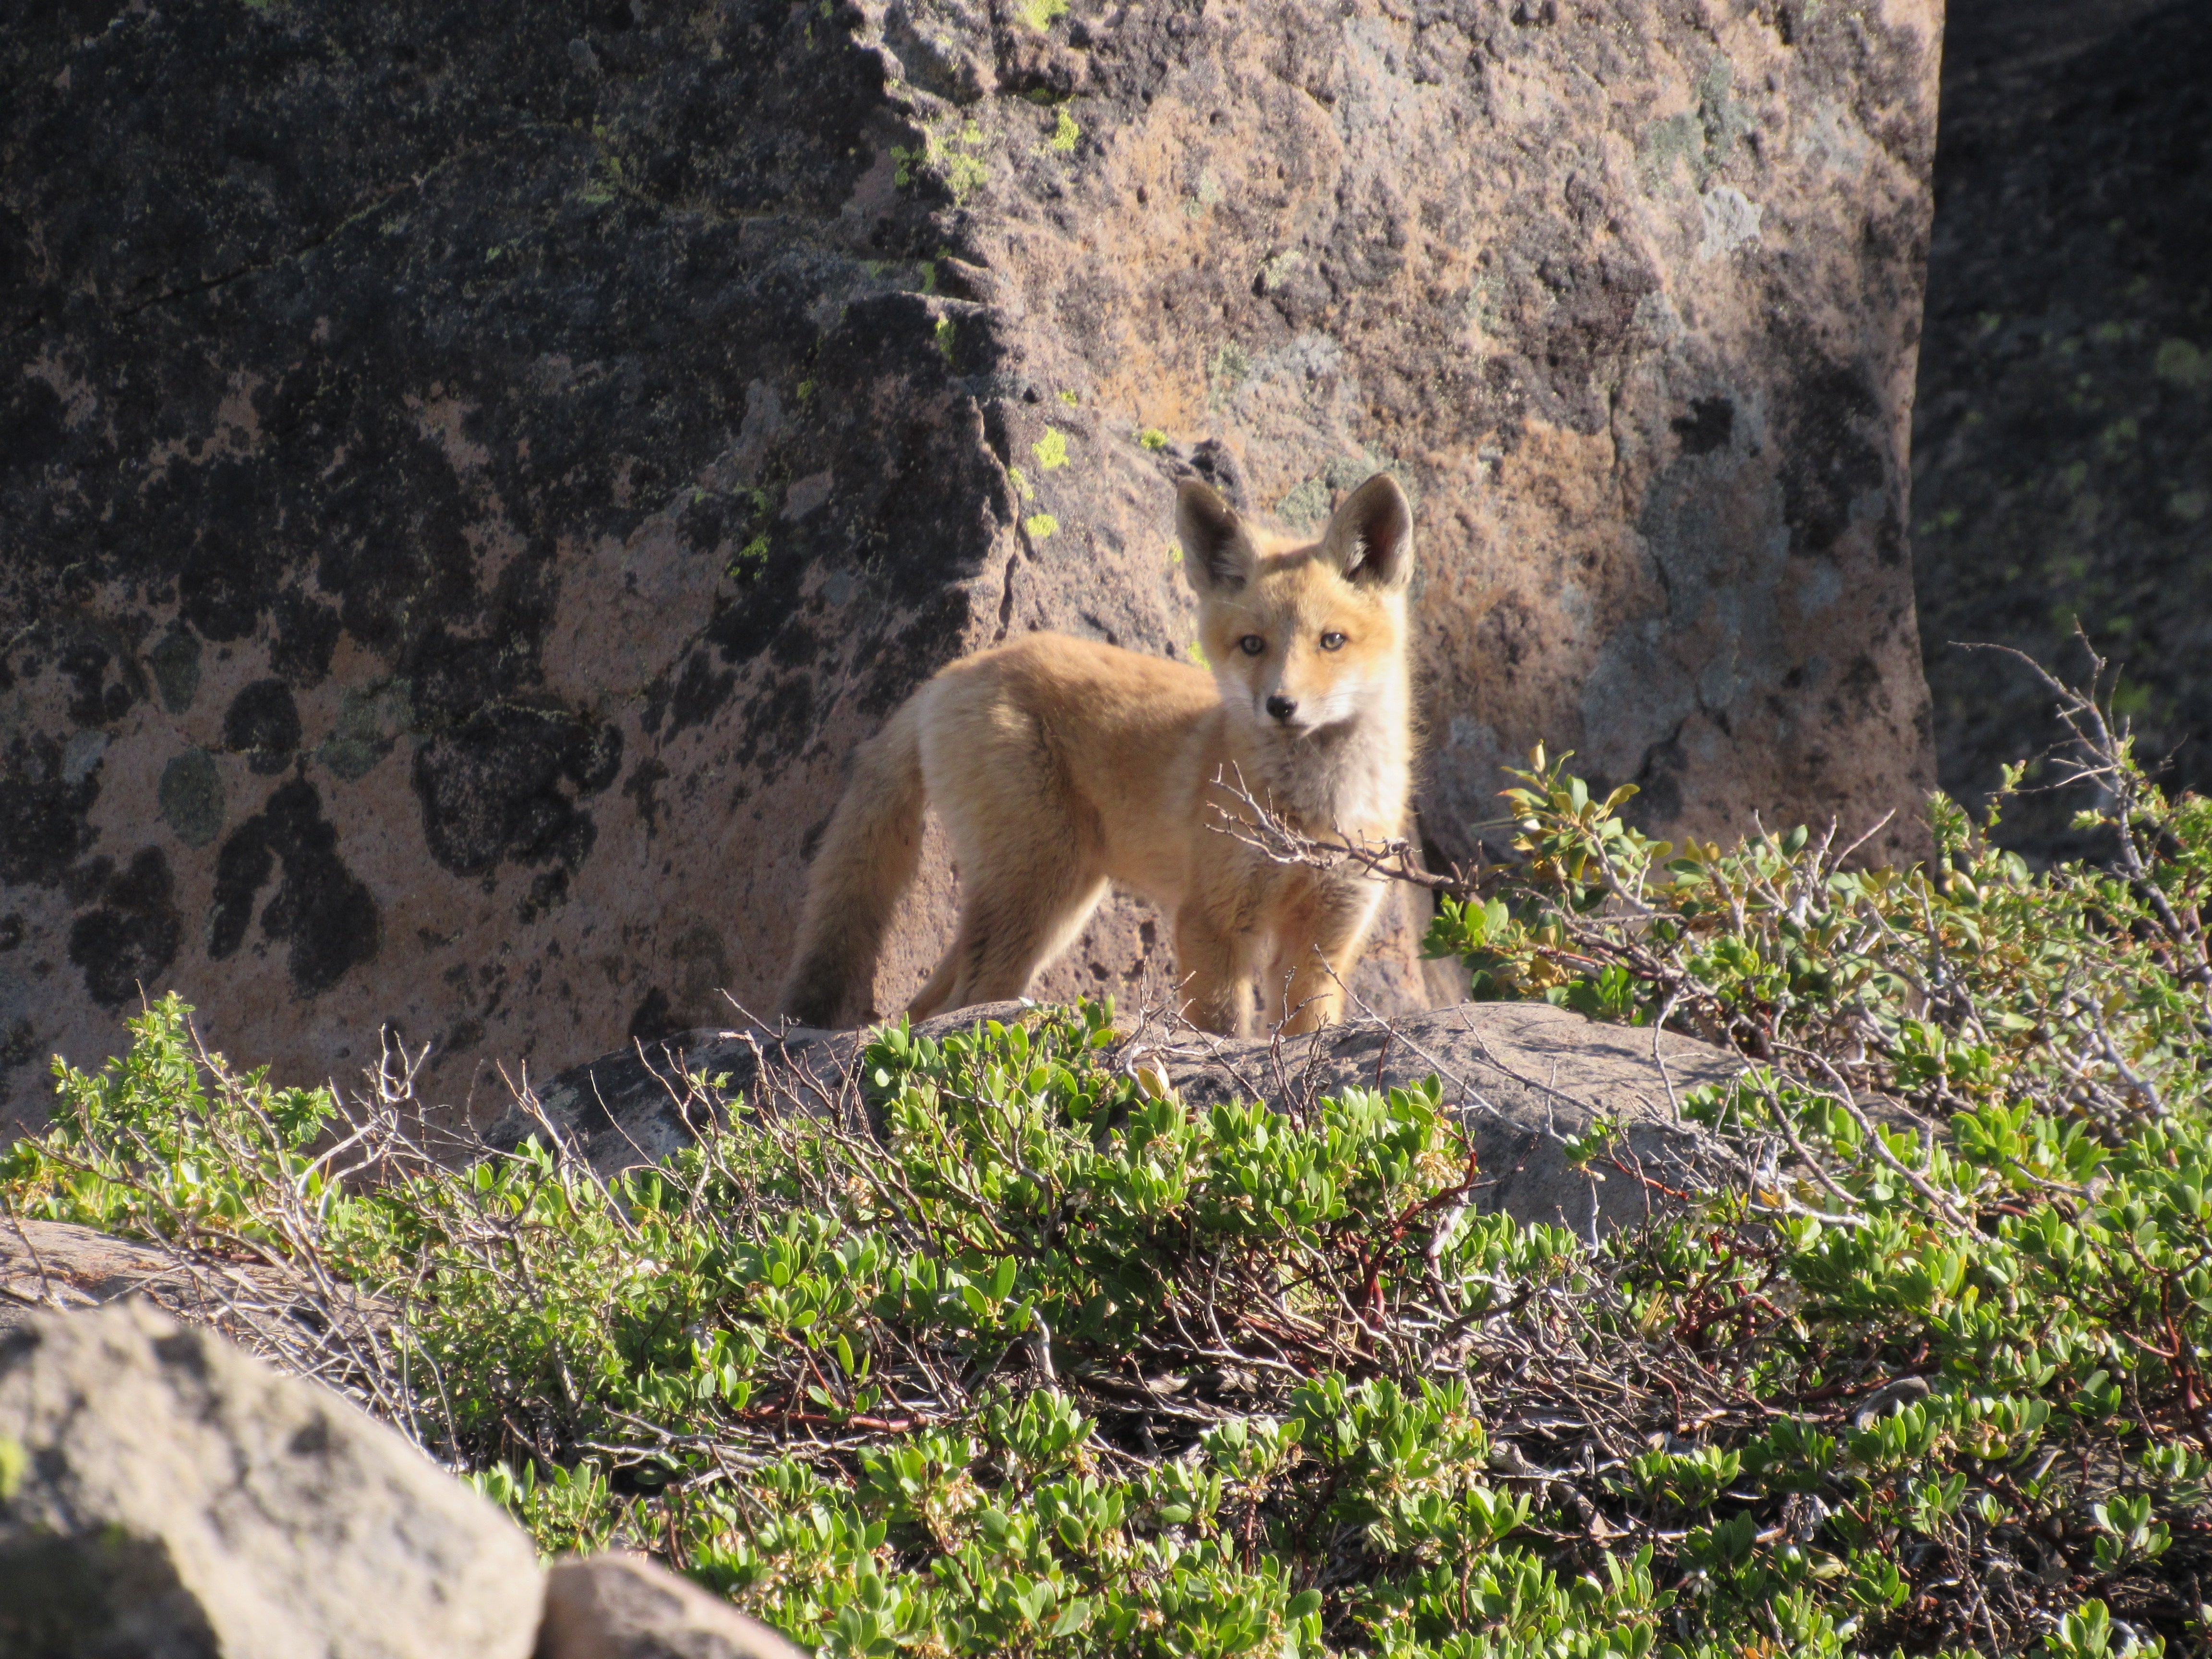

left=3, top=662, right=2206, bottom=1658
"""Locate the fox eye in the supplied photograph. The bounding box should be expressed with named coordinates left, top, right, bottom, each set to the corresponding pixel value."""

left=1319, top=631, right=1348, bottom=651
left=1238, top=634, right=1266, bottom=656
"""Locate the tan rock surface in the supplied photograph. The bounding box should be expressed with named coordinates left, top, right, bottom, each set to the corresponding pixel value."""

left=0, top=1215, right=395, bottom=1350
left=539, top=1554, right=810, bottom=1659
left=0, top=0, right=1936, bottom=1130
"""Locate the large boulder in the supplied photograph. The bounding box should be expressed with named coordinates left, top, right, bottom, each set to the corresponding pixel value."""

left=0, top=0, right=1938, bottom=1129
left=0, top=1299, right=544, bottom=1658
left=491, top=998, right=1743, bottom=1238
left=1910, top=0, right=2212, bottom=855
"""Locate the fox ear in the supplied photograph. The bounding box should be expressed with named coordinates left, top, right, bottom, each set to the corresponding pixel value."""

left=1319, top=473, right=1414, bottom=590
left=1177, top=480, right=1257, bottom=595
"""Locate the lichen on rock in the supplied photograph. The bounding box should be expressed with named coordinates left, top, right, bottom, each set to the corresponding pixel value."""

left=0, top=0, right=1941, bottom=1121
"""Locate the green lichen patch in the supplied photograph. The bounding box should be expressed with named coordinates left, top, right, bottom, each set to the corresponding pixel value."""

left=1044, top=107, right=1080, bottom=154
left=895, top=120, right=990, bottom=204
left=1022, top=512, right=1058, bottom=541
left=1276, top=451, right=1417, bottom=529
left=1204, top=341, right=1251, bottom=409
left=2154, top=338, right=2208, bottom=389
left=1640, top=56, right=1752, bottom=191
left=1182, top=167, right=1225, bottom=219
left=157, top=749, right=224, bottom=849
left=726, top=533, right=771, bottom=585
left=316, top=681, right=414, bottom=782
left=149, top=630, right=200, bottom=715
left=1032, top=428, right=1069, bottom=471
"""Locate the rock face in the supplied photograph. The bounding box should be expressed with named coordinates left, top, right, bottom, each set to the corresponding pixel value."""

left=1910, top=0, right=2212, bottom=855
left=0, top=1216, right=287, bottom=1337
left=493, top=998, right=1741, bottom=1238
left=0, top=0, right=1939, bottom=1129
left=0, top=1299, right=544, bottom=1659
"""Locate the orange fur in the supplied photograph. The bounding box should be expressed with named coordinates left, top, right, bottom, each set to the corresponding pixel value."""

left=781, top=473, right=1416, bottom=1036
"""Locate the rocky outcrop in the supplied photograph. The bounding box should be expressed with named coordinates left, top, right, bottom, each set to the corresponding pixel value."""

left=0, top=1218, right=222, bottom=1337
left=492, top=998, right=1743, bottom=1238
left=1, top=0, right=1939, bottom=1130
left=0, top=1300, right=806, bottom=1658
left=1910, top=0, right=2211, bottom=855
left=0, top=1299, right=545, bottom=1658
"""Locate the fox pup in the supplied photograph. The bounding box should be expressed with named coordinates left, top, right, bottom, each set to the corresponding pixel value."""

left=781, top=471, right=1415, bottom=1037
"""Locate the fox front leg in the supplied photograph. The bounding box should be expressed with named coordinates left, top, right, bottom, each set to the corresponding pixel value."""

left=1173, top=906, right=1262, bottom=1037
left=1269, top=878, right=1388, bottom=1035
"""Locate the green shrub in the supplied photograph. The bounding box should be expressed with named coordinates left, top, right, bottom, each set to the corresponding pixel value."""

left=3, top=666, right=2206, bottom=1658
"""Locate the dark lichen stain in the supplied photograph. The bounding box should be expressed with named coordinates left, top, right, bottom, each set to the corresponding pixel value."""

left=731, top=673, right=815, bottom=772
left=1671, top=397, right=1736, bottom=456
left=520, top=866, right=570, bottom=924
left=207, top=780, right=379, bottom=995
left=271, top=591, right=343, bottom=686
left=667, top=648, right=736, bottom=735
left=0, top=735, right=99, bottom=888
left=622, top=756, right=671, bottom=833
left=67, top=847, right=183, bottom=1008
left=61, top=641, right=137, bottom=728
left=223, top=680, right=303, bottom=775
left=63, top=857, right=114, bottom=907
left=628, top=986, right=674, bottom=1043
left=1778, top=366, right=1882, bottom=556
left=704, top=562, right=806, bottom=666
left=412, top=708, right=621, bottom=878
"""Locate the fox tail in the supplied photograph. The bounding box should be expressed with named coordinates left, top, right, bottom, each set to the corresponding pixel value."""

left=780, top=698, right=927, bottom=1027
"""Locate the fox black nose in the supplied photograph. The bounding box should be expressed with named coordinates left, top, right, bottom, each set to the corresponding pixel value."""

left=1265, top=695, right=1297, bottom=722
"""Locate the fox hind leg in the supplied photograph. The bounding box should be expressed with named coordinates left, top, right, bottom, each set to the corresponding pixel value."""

left=906, top=945, right=962, bottom=1021
left=938, top=867, right=1109, bottom=1010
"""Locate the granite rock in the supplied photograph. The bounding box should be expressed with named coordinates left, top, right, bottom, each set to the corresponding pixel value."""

left=0, top=1299, right=543, bottom=1659
left=1, top=0, right=1939, bottom=1126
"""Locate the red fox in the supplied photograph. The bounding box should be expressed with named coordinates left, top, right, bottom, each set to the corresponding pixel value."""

left=780, top=472, right=1415, bottom=1036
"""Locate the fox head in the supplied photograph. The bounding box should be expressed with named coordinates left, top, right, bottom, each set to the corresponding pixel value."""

left=1178, top=471, right=1414, bottom=739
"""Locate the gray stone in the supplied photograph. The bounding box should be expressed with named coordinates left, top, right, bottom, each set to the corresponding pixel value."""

left=539, top=1554, right=809, bottom=1659
left=0, top=1216, right=394, bottom=1346
left=490, top=998, right=1743, bottom=1238
left=0, top=1217, right=213, bottom=1338
left=0, top=1301, right=543, bottom=1659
